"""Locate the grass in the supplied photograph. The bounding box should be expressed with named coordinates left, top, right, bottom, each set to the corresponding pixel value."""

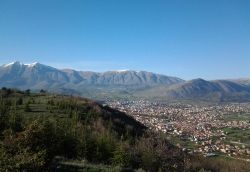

left=167, top=135, right=198, bottom=150
left=224, top=113, right=250, bottom=121
left=222, top=127, right=250, bottom=146
left=190, top=155, right=250, bottom=172
left=52, top=157, right=143, bottom=172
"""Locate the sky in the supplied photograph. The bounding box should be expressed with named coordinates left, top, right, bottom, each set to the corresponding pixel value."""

left=0, top=0, right=249, bottom=80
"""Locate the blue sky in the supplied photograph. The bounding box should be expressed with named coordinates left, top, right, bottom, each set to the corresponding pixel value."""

left=0, top=0, right=249, bottom=80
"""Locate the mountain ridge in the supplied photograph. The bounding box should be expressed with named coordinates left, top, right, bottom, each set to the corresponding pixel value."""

left=1, top=61, right=250, bottom=102
left=0, top=61, right=184, bottom=88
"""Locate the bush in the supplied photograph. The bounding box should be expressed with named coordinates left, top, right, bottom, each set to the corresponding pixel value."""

left=24, top=102, right=31, bottom=112
left=112, top=143, right=131, bottom=167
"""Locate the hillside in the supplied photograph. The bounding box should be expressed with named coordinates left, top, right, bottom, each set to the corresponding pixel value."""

left=230, top=78, right=250, bottom=86
left=135, top=79, right=250, bottom=102
left=0, top=88, right=250, bottom=171
left=0, top=88, right=185, bottom=172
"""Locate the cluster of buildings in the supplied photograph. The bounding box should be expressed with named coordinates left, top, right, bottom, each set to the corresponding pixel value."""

left=108, top=100, right=250, bottom=159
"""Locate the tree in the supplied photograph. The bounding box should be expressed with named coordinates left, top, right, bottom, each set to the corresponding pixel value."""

left=40, top=89, right=46, bottom=94
left=25, top=89, right=30, bottom=96
left=24, top=102, right=31, bottom=112
left=16, top=97, right=23, bottom=105
left=9, top=112, right=23, bottom=132
left=0, top=98, right=10, bottom=132
left=1, top=120, right=51, bottom=171
left=112, top=143, right=131, bottom=167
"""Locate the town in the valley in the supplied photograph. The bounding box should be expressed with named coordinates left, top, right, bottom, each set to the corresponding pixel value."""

left=107, top=100, right=250, bottom=160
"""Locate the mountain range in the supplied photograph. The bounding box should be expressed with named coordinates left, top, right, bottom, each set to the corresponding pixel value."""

left=1, top=61, right=250, bottom=102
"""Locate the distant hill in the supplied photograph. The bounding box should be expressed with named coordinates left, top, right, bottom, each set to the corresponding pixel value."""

left=229, top=78, right=250, bottom=86
left=135, top=78, right=250, bottom=102
left=1, top=61, right=250, bottom=102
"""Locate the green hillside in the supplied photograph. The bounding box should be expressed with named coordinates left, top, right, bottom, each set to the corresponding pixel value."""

left=0, top=88, right=185, bottom=171
left=0, top=88, right=249, bottom=172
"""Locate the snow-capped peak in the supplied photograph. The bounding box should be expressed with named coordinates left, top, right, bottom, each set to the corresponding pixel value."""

left=3, top=61, right=22, bottom=67
left=115, top=69, right=130, bottom=73
left=25, top=62, right=40, bottom=67
left=2, top=61, right=42, bottom=68
left=113, top=70, right=142, bottom=73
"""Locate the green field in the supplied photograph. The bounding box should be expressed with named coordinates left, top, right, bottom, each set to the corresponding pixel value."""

left=167, top=135, right=198, bottom=150
left=224, top=113, right=250, bottom=121
left=222, top=127, right=250, bottom=146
